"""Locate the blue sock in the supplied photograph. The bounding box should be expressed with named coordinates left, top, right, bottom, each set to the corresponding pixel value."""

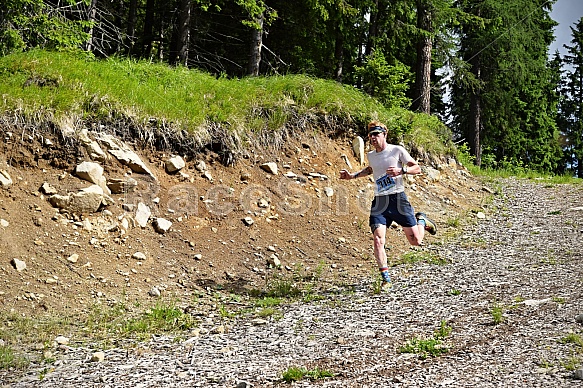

left=418, top=219, right=426, bottom=227
left=380, top=267, right=391, bottom=282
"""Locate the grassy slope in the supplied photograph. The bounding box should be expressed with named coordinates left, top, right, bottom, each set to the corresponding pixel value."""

left=0, top=49, right=454, bottom=159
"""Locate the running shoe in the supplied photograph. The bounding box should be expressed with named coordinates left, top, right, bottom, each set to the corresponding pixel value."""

left=416, top=212, right=437, bottom=235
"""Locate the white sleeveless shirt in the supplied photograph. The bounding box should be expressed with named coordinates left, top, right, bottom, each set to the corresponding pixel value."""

left=367, top=145, right=414, bottom=196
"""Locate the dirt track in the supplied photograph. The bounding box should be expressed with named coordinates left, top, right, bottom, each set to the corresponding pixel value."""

left=8, top=178, right=583, bottom=387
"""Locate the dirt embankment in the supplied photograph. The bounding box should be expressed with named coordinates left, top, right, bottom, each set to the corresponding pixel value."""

left=0, top=126, right=485, bottom=313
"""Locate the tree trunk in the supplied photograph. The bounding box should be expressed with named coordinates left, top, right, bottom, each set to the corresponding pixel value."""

left=142, top=0, right=155, bottom=58
left=126, top=0, right=138, bottom=55
left=469, top=57, right=482, bottom=166
left=413, top=0, right=432, bottom=114
left=248, top=13, right=263, bottom=76
left=175, top=0, right=191, bottom=66
left=334, top=24, right=344, bottom=82
left=365, top=0, right=379, bottom=57
left=84, top=0, right=98, bottom=52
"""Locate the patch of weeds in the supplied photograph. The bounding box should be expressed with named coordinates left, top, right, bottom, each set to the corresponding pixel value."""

left=281, top=366, right=334, bottom=383
left=254, top=297, right=282, bottom=308
left=399, top=320, right=451, bottom=359
left=552, top=296, right=566, bottom=304
left=256, top=307, right=282, bottom=319
left=538, top=358, right=554, bottom=368
left=0, top=345, right=29, bottom=370
left=547, top=210, right=561, bottom=215
left=490, top=303, right=505, bottom=325
left=513, top=295, right=525, bottom=303
left=120, top=301, right=198, bottom=340
left=218, top=304, right=237, bottom=319
left=449, top=289, right=461, bottom=296
left=446, top=217, right=460, bottom=228
left=395, top=250, right=447, bottom=266
left=560, top=355, right=582, bottom=371
left=560, top=333, right=583, bottom=348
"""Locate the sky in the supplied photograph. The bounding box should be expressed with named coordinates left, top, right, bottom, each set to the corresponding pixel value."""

left=549, top=0, right=583, bottom=56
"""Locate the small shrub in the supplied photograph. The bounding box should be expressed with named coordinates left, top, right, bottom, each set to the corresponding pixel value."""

left=281, top=366, right=334, bottom=383
left=399, top=320, right=451, bottom=359
left=491, top=303, right=504, bottom=325
left=0, top=345, right=29, bottom=370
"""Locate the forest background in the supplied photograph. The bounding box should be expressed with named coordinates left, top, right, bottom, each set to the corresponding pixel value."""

left=1, top=0, right=583, bottom=177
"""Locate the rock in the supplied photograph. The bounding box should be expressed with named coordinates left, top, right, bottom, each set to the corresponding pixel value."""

left=49, top=185, right=110, bottom=214
left=202, top=171, right=213, bottom=182
left=135, top=202, right=151, bottom=227
left=423, top=166, right=441, bottom=181
left=165, top=155, right=185, bottom=173
left=575, top=368, right=583, bottom=380
left=476, top=211, right=486, bottom=219
left=75, top=162, right=104, bottom=185
left=523, top=298, right=551, bottom=307
left=40, top=182, right=58, bottom=195
left=195, top=160, right=207, bottom=172
left=240, top=170, right=251, bottom=181
left=107, top=178, right=137, bottom=194
left=96, top=133, right=156, bottom=179
left=575, top=314, right=583, bottom=324
left=132, top=252, right=147, bottom=260
left=324, top=187, right=334, bottom=197
left=54, top=336, right=69, bottom=345
left=0, top=219, right=8, bottom=227
left=67, top=254, right=79, bottom=263
left=0, top=170, right=12, bottom=187
left=153, top=218, right=172, bottom=234
left=90, top=351, right=105, bottom=362
left=149, top=287, right=161, bottom=297
left=243, top=217, right=254, bottom=226
left=69, top=185, right=108, bottom=213
left=267, top=254, right=281, bottom=268
left=260, top=162, right=278, bottom=175
left=11, top=258, right=26, bottom=272
left=341, top=154, right=353, bottom=169
left=352, top=137, right=365, bottom=165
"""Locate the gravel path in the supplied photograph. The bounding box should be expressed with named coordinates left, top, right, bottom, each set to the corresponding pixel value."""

left=12, top=178, right=583, bottom=387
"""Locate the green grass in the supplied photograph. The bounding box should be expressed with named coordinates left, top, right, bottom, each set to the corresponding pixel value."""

left=490, top=303, right=505, bottom=325
left=281, top=366, right=334, bottom=383
left=399, top=320, right=452, bottom=359
left=0, top=49, right=455, bottom=160
left=0, top=345, right=29, bottom=370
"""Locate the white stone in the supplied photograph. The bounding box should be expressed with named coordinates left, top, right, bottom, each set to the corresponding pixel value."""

left=260, top=162, right=278, bottom=175
left=352, top=137, right=365, bottom=165
left=55, top=336, right=69, bottom=345
left=153, top=218, right=172, bottom=234
left=135, top=202, right=151, bottom=228
left=149, top=287, right=161, bottom=297
left=11, top=258, right=26, bottom=272
left=166, top=155, right=186, bottom=173
left=75, top=162, right=104, bottom=185
left=0, top=170, right=12, bottom=187
left=90, top=351, right=105, bottom=362
left=67, top=254, right=79, bottom=263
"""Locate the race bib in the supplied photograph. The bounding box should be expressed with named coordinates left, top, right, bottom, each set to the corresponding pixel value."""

left=375, top=173, right=395, bottom=194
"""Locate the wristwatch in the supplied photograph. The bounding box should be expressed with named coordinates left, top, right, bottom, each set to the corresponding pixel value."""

left=402, top=165, right=408, bottom=175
